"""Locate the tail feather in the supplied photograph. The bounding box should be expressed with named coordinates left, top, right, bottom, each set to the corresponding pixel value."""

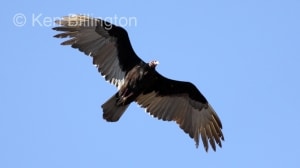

left=101, top=93, right=129, bottom=122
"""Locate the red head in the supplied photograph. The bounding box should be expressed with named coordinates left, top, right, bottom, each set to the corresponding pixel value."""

left=148, top=60, right=159, bottom=68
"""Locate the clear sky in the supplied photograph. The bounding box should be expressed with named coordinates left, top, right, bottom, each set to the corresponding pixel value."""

left=1, top=0, right=300, bottom=167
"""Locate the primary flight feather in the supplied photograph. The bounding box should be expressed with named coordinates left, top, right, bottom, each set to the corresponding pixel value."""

left=53, top=15, right=224, bottom=152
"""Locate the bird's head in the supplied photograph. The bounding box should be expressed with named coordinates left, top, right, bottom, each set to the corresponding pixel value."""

left=149, top=60, right=159, bottom=68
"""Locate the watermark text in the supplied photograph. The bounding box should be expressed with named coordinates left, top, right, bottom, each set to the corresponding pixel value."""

left=12, top=13, right=138, bottom=28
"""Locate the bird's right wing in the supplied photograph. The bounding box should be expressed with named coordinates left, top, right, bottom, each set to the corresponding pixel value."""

left=53, top=15, right=144, bottom=89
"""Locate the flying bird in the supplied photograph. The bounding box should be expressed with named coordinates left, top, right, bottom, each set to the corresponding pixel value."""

left=53, top=15, right=224, bottom=152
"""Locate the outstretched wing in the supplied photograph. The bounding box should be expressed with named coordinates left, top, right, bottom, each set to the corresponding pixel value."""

left=53, top=15, right=144, bottom=88
left=136, top=72, right=224, bottom=151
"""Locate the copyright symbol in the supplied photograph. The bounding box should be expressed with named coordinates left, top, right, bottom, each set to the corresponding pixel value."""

left=13, top=13, right=26, bottom=27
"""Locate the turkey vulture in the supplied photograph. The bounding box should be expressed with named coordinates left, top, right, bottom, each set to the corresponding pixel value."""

left=53, top=15, right=224, bottom=152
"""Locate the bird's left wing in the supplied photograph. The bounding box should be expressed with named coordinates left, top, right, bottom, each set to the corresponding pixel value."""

left=53, top=15, right=144, bottom=88
left=135, top=72, right=224, bottom=151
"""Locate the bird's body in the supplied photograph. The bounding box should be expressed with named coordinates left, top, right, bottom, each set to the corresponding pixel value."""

left=119, top=62, right=157, bottom=106
left=53, top=15, right=224, bottom=152
left=103, top=61, right=158, bottom=121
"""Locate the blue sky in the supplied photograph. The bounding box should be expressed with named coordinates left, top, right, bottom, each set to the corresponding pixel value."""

left=1, top=0, right=300, bottom=167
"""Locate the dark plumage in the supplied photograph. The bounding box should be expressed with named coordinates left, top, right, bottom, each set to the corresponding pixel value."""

left=53, top=15, right=224, bottom=152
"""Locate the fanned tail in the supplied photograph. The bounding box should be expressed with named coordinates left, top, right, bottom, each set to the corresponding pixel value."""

left=101, top=92, right=129, bottom=122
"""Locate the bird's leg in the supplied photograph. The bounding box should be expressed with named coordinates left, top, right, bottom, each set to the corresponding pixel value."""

left=120, top=92, right=134, bottom=105
left=117, top=88, right=134, bottom=106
